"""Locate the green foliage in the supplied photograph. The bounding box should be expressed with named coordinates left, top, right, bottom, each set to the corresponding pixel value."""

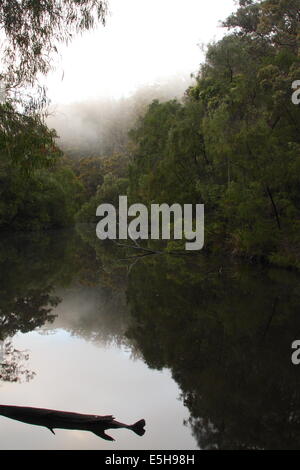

left=0, top=0, right=106, bottom=231
left=0, top=166, right=83, bottom=230
left=127, top=0, right=300, bottom=268
left=0, top=107, right=83, bottom=230
left=0, top=0, right=107, bottom=89
left=72, top=157, right=104, bottom=199
left=76, top=154, right=129, bottom=223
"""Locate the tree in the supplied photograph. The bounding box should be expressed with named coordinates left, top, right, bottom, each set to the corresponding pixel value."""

left=127, top=0, right=300, bottom=267
left=224, top=0, right=300, bottom=54
left=0, top=0, right=108, bottom=91
left=0, top=1, right=106, bottom=230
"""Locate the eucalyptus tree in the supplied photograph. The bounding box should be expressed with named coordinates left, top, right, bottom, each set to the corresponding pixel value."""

left=0, top=1, right=108, bottom=230
left=0, top=0, right=108, bottom=91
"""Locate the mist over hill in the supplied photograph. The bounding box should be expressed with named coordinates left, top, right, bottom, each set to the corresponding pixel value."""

left=47, top=75, right=193, bottom=159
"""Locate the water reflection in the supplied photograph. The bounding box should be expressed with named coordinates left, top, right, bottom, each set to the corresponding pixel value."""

left=1, top=227, right=300, bottom=449
left=0, top=340, right=35, bottom=383
left=126, top=256, right=300, bottom=450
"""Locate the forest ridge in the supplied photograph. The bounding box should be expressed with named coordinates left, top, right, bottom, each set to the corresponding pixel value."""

left=0, top=0, right=300, bottom=269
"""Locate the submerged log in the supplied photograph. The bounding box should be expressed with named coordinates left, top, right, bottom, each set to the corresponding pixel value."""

left=0, top=405, right=146, bottom=441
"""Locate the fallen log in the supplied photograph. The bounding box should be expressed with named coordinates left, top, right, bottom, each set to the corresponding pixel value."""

left=0, top=404, right=146, bottom=441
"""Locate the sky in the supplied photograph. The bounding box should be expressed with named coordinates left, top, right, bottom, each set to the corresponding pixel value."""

left=0, top=282, right=198, bottom=450
left=46, top=0, right=237, bottom=104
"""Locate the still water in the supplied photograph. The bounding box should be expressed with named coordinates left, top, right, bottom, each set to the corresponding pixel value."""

left=0, top=226, right=300, bottom=450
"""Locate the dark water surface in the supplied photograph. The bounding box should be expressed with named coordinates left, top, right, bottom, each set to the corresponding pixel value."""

left=0, top=226, right=300, bottom=450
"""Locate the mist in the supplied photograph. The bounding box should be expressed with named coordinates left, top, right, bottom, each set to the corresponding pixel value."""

left=45, top=0, right=237, bottom=159
left=47, top=75, right=192, bottom=158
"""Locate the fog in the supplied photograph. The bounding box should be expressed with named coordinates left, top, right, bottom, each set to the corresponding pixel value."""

left=46, top=0, right=236, bottom=105
left=45, top=0, right=236, bottom=157
left=47, top=76, right=192, bottom=157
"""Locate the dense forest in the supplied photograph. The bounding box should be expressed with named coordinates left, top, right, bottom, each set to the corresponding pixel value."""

left=1, top=0, right=300, bottom=269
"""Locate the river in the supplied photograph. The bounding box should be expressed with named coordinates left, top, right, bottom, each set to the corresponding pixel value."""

left=0, top=226, right=300, bottom=450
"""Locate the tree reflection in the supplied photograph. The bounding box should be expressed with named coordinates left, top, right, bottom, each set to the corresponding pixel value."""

left=0, top=288, right=59, bottom=341
left=2, top=226, right=300, bottom=449
left=0, top=227, right=132, bottom=385
left=126, top=255, right=300, bottom=450
left=0, top=229, right=85, bottom=383
left=0, top=340, right=36, bottom=383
